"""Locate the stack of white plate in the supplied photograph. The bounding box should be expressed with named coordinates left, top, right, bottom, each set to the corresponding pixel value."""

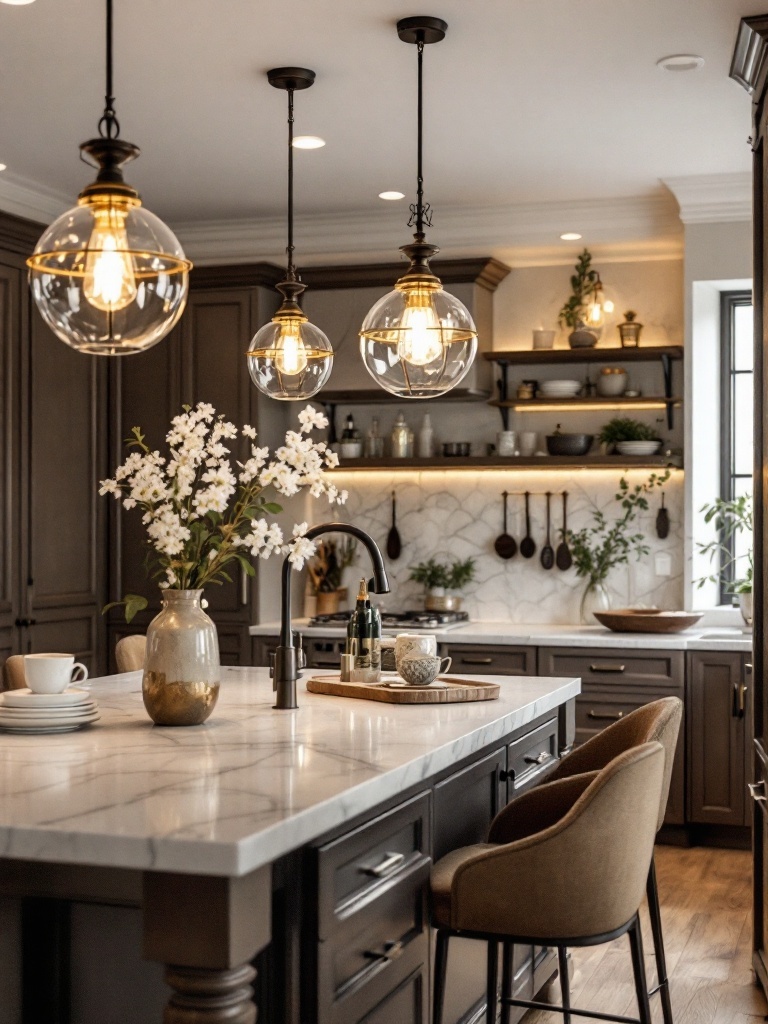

left=0, top=687, right=99, bottom=734
left=615, top=440, right=662, bottom=456
left=538, top=379, right=582, bottom=398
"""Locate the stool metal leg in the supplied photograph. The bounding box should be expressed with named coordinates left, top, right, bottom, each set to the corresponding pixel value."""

left=486, top=939, right=498, bottom=1024
left=433, top=930, right=449, bottom=1024
left=628, top=914, right=653, bottom=1024
left=500, top=942, right=513, bottom=1024
left=558, top=946, right=572, bottom=1024
left=646, top=855, right=674, bottom=1024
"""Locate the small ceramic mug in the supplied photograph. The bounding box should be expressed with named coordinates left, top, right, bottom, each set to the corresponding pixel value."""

left=399, top=654, right=452, bottom=686
left=24, top=653, right=88, bottom=694
left=395, top=633, right=437, bottom=672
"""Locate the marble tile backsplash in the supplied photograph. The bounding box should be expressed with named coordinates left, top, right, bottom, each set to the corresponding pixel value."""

left=324, top=470, right=685, bottom=624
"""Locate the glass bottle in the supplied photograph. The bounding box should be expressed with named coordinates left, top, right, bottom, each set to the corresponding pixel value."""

left=365, top=417, right=384, bottom=458
left=418, top=414, right=435, bottom=458
left=390, top=412, right=412, bottom=458
left=339, top=414, right=362, bottom=458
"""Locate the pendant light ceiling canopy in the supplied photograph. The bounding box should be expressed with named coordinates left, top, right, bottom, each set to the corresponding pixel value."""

left=27, top=0, right=191, bottom=356
left=247, top=68, right=333, bottom=401
left=359, top=16, right=477, bottom=399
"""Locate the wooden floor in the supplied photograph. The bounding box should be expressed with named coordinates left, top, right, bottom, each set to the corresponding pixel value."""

left=524, top=845, right=766, bottom=1024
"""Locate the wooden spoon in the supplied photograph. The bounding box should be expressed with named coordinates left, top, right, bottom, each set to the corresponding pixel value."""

left=386, top=491, right=401, bottom=560
left=556, top=491, right=573, bottom=571
left=494, top=491, right=517, bottom=559
left=520, top=492, right=536, bottom=558
left=540, top=492, right=554, bottom=570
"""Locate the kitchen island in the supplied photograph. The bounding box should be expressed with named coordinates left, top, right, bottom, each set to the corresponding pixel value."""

left=0, top=666, right=578, bottom=1024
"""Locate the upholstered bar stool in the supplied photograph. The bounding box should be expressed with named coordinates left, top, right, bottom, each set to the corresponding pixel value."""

left=533, top=696, right=682, bottom=1024
left=115, top=635, right=147, bottom=672
left=2, top=654, right=26, bottom=690
left=431, top=742, right=665, bottom=1024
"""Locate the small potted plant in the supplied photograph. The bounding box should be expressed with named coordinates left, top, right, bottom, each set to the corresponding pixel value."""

left=307, top=538, right=357, bottom=615
left=409, top=557, right=476, bottom=612
left=696, top=494, right=753, bottom=625
left=558, top=249, right=608, bottom=349
left=598, top=417, right=662, bottom=455
left=566, top=472, right=669, bottom=623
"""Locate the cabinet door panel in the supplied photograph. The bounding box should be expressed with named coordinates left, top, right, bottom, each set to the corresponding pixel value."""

left=358, top=966, right=426, bottom=1024
left=0, top=263, right=19, bottom=633
left=688, top=652, right=746, bottom=826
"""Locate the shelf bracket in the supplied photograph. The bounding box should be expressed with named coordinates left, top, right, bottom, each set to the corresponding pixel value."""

left=497, top=362, right=510, bottom=430
left=660, top=353, right=673, bottom=429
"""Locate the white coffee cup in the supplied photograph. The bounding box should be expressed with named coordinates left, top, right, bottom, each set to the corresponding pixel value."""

left=24, top=653, right=88, bottom=695
left=395, top=633, right=437, bottom=671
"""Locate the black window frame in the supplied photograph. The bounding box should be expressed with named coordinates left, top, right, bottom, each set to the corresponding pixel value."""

left=719, top=289, right=753, bottom=605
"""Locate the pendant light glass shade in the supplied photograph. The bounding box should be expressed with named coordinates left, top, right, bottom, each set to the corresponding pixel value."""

left=247, top=67, right=333, bottom=401
left=359, top=16, right=477, bottom=399
left=26, top=1, right=191, bottom=356
left=28, top=188, right=190, bottom=355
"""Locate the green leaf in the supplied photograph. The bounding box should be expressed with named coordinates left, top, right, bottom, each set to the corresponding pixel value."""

left=263, top=502, right=282, bottom=514
left=101, top=593, right=148, bottom=624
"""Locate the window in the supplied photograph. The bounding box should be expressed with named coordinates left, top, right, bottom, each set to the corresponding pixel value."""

left=719, top=291, right=753, bottom=602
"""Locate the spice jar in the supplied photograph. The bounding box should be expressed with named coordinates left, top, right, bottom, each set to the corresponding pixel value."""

left=390, top=412, right=413, bottom=458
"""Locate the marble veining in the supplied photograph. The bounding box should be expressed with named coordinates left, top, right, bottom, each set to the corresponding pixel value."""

left=0, top=667, right=578, bottom=878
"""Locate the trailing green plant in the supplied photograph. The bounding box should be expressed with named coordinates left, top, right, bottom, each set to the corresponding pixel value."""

left=409, top=557, right=476, bottom=591
left=598, top=417, right=659, bottom=445
left=558, top=249, right=602, bottom=329
left=695, top=494, right=753, bottom=594
left=566, top=471, right=670, bottom=585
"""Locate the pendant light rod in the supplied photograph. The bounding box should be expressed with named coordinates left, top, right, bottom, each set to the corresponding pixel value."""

left=267, top=67, right=316, bottom=283
left=397, top=16, right=446, bottom=241
left=100, top=0, right=119, bottom=140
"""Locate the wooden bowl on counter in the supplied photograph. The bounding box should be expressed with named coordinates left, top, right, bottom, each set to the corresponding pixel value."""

left=594, top=609, right=704, bottom=634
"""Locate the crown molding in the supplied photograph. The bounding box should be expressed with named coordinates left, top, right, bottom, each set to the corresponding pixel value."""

left=170, top=192, right=683, bottom=268
left=0, top=170, right=70, bottom=226
left=662, top=172, right=752, bottom=224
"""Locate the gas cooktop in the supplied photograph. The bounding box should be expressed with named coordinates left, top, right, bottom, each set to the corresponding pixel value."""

left=307, top=610, right=470, bottom=631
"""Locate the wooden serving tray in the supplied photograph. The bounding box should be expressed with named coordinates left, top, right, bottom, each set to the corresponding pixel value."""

left=306, top=674, right=500, bottom=704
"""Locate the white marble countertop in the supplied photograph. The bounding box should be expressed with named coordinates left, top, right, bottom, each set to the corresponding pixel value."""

left=250, top=621, right=753, bottom=653
left=0, top=667, right=578, bottom=879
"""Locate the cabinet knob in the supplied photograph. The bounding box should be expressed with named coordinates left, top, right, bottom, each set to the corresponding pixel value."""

left=14, top=618, right=36, bottom=628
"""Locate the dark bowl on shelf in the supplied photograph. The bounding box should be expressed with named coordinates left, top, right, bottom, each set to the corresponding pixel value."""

left=545, top=433, right=594, bottom=456
left=442, top=442, right=470, bottom=457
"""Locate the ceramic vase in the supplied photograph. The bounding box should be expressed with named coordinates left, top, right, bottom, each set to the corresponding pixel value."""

left=739, top=591, right=753, bottom=628
left=142, top=589, right=220, bottom=726
left=579, top=579, right=611, bottom=625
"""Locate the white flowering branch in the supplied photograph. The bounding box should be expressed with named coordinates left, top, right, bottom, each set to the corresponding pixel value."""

left=100, top=403, right=345, bottom=620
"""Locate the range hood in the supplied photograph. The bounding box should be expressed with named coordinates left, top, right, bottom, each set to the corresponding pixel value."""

left=300, top=257, right=510, bottom=404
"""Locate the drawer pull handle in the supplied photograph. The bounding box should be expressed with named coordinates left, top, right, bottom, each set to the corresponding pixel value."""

left=749, top=781, right=767, bottom=804
left=587, top=710, right=624, bottom=721
left=364, top=940, right=404, bottom=963
left=363, top=852, right=406, bottom=878
left=733, top=682, right=747, bottom=718
left=524, top=751, right=553, bottom=766
left=461, top=657, right=493, bottom=665
left=589, top=663, right=625, bottom=673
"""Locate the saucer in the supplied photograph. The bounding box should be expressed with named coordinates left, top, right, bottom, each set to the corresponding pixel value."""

left=1, top=687, right=92, bottom=708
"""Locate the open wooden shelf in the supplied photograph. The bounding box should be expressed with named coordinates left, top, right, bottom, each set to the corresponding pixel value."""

left=332, top=455, right=682, bottom=472
left=491, top=396, right=683, bottom=411
left=482, top=345, right=684, bottom=365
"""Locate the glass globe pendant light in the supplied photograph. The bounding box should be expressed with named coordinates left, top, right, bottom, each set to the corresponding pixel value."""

left=584, top=273, right=614, bottom=330
left=26, top=0, right=191, bottom=355
left=360, top=16, right=477, bottom=399
left=247, top=68, right=333, bottom=401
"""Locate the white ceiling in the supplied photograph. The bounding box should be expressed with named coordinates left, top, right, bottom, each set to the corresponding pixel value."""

left=0, top=0, right=761, bottom=262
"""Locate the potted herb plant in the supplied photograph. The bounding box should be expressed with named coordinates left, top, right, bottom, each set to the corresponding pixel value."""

left=566, top=472, right=669, bottom=622
left=696, top=494, right=753, bottom=625
left=409, top=557, right=476, bottom=612
left=307, top=537, right=357, bottom=615
left=598, top=417, right=661, bottom=455
left=558, top=249, right=607, bottom=348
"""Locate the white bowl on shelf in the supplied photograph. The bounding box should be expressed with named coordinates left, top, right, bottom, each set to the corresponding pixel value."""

left=615, top=440, right=662, bottom=456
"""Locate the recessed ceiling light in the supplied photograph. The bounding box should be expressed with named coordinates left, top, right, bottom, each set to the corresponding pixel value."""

left=656, top=54, right=705, bottom=72
left=0, top=1, right=37, bottom=5
left=560, top=232, right=582, bottom=241
left=292, top=135, right=325, bottom=149
left=379, top=191, right=405, bottom=201
left=0, top=164, right=6, bottom=172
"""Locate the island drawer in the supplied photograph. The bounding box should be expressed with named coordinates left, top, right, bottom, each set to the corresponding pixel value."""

left=537, top=647, right=684, bottom=691
left=505, top=716, right=559, bottom=794
left=317, top=869, right=429, bottom=1024
left=443, top=644, right=535, bottom=676
left=316, top=792, right=431, bottom=939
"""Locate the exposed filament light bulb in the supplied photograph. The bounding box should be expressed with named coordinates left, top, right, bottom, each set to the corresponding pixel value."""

left=82, top=200, right=137, bottom=312
left=398, top=287, right=443, bottom=365
left=274, top=317, right=309, bottom=375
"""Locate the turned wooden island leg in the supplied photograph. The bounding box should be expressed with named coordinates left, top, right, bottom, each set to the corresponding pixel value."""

left=143, top=866, right=271, bottom=1024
